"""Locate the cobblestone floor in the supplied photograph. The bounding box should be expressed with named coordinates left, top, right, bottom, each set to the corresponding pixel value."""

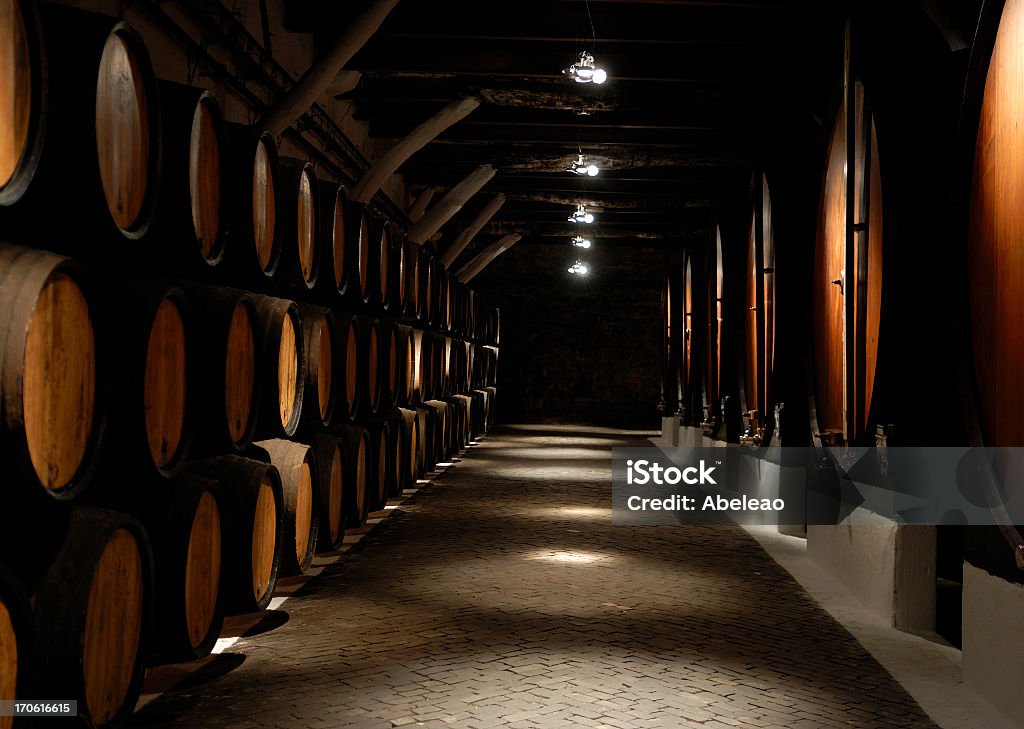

left=132, top=425, right=939, bottom=729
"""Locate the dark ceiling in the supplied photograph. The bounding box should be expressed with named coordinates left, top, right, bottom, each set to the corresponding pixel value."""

left=283, top=1, right=920, bottom=252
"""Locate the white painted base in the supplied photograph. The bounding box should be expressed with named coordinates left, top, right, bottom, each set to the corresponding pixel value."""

left=808, top=514, right=935, bottom=631
left=659, top=416, right=680, bottom=446
left=963, top=563, right=1024, bottom=727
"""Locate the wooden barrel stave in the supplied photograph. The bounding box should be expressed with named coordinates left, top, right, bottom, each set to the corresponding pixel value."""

left=310, top=433, right=347, bottom=552
left=251, top=295, right=304, bottom=439
left=0, top=244, right=102, bottom=502
left=182, top=284, right=260, bottom=457
left=297, top=304, right=335, bottom=430
left=332, top=425, right=370, bottom=529
left=187, top=455, right=283, bottom=614
left=252, top=439, right=319, bottom=576
left=30, top=507, right=153, bottom=728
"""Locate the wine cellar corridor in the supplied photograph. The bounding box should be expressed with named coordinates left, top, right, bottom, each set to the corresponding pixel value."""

left=130, top=426, right=939, bottom=729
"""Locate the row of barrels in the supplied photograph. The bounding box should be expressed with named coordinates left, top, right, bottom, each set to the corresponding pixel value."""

left=0, top=0, right=500, bottom=345
left=0, top=384, right=498, bottom=729
left=0, top=243, right=498, bottom=506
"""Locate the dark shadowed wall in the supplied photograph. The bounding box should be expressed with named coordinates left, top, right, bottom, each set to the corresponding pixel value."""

left=470, top=238, right=687, bottom=429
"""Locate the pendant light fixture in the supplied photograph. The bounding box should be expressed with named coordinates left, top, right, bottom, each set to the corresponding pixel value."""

left=568, top=153, right=600, bottom=177
left=569, top=204, right=595, bottom=224
left=572, top=236, right=592, bottom=249
left=563, top=51, right=608, bottom=85
left=568, top=260, right=590, bottom=276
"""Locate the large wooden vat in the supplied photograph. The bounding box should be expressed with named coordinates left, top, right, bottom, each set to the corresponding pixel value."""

left=813, top=81, right=884, bottom=444
left=969, top=0, right=1024, bottom=446
left=743, top=173, right=776, bottom=433
left=705, top=226, right=725, bottom=419
left=0, top=244, right=101, bottom=500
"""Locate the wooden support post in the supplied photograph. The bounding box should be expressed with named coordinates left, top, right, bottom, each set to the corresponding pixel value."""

left=261, top=0, right=401, bottom=136
left=455, top=234, right=522, bottom=283
left=407, top=165, right=496, bottom=244
left=350, top=96, right=480, bottom=205
left=439, top=194, right=506, bottom=268
left=409, top=187, right=439, bottom=222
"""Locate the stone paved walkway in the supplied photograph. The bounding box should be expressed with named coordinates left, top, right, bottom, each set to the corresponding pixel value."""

left=132, top=425, right=939, bottom=729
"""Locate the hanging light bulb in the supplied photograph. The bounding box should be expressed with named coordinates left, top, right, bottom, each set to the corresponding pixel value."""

left=568, top=154, right=600, bottom=177
left=569, top=204, right=595, bottom=224
left=572, top=236, right=592, bottom=249
left=568, top=260, right=590, bottom=276
left=563, top=52, right=608, bottom=85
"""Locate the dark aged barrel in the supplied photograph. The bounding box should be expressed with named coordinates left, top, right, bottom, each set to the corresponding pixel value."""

left=298, top=304, right=335, bottom=430
left=190, top=456, right=282, bottom=614
left=348, top=204, right=372, bottom=305
left=363, top=317, right=385, bottom=416
left=185, top=285, right=259, bottom=455
left=366, top=422, right=390, bottom=512
left=226, top=123, right=280, bottom=284
left=252, top=295, right=304, bottom=439
left=396, top=325, right=415, bottom=408
left=317, top=181, right=354, bottom=301
left=969, top=0, right=1024, bottom=446
left=97, top=280, right=191, bottom=476
left=0, top=566, right=30, bottom=725
left=424, top=400, right=451, bottom=463
left=405, top=238, right=424, bottom=322
left=334, top=425, right=370, bottom=529
left=154, top=83, right=228, bottom=270
left=142, top=474, right=224, bottom=664
left=254, top=439, right=318, bottom=576
left=379, top=320, right=401, bottom=410
left=392, top=228, right=409, bottom=314
left=705, top=226, right=724, bottom=419
left=0, top=244, right=101, bottom=501
left=0, top=0, right=44, bottom=207
left=372, top=216, right=394, bottom=312
left=398, top=407, right=420, bottom=489
left=32, top=507, right=153, bottom=729
left=276, top=158, right=319, bottom=292
left=410, top=329, right=428, bottom=405
left=311, top=434, right=346, bottom=552
left=414, top=407, right=433, bottom=474
left=335, top=313, right=364, bottom=423
left=814, top=83, right=883, bottom=445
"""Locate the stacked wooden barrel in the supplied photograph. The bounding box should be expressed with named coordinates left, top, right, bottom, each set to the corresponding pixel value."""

left=0, top=4, right=500, bottom=724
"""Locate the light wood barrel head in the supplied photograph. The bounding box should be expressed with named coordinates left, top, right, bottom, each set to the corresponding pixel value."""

left=0, top=0, right=30, bottom=191
left=295, top=461, right=313, bottom=563
left=252, top=138, right=276, bottom=272
left=83, top=529, right=143, bottom=726
left=355, top=435, right=367, bottom=517
left=23, top=273, right=95, bottom=490
left=298, top=168, right=315, bottom=284
left=317, top=319, right=332, bottom=422
left=332, top=193, right=346, bottom=290
left=225, top=302, right=255, bottom=446
left=185, top=490, right=221, bottom=650
left=346, top=325, right=359, bottom=411
left=0, top=597, right=16, bottom=729
left=368, top=326, right=379, bottom=403
left=278, top=312, right=298, bottom=429
left=328, top=445, right=343, bottom=543
left=189, top=97, right=222, bottom=260
left=145, top=298, right=187, bottom=469
left=252, top=475, right=277, bottom=604
left=358, top=214, right=369, bottom=296
left=96, top=29, right=151, bottom=232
